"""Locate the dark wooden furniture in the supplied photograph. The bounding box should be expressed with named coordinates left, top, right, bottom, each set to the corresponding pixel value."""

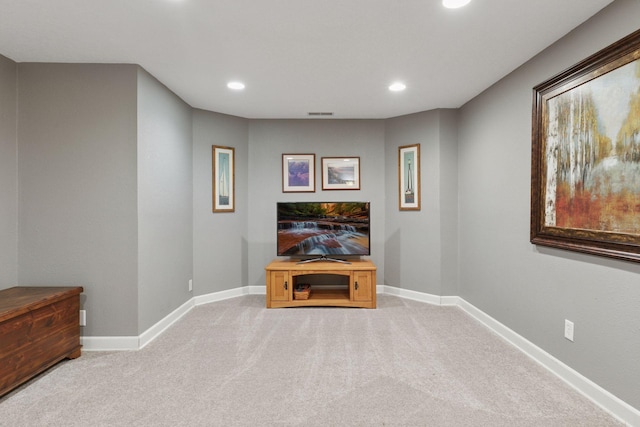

left=0, top=286, right=83, bottom=396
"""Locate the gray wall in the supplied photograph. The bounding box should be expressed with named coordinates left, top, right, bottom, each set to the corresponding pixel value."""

left=247, top=120, right=386, bottom=286
left=192, top=109, right=249, bottom=295
left=438, top=110, right=459, bottom=297
left=457, top=0, right=640, bottom=409
left=0, top=55, right=17, bottom=289
left=137, top=68, right=193, bottom=333
left=2, top=0, right=638, bottom=411
left=17, top=63, right=139, bottom=336
left=384, top=110, right=458, bottom=296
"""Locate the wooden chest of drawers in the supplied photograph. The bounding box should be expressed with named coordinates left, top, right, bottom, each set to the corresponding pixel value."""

left=0, top=286, right=83, bottom=396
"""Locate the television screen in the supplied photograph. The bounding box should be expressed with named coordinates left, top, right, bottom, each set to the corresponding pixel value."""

left=277, top=202, right=370, bottom=257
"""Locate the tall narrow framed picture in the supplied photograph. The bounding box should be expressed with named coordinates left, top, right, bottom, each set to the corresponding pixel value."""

left=399, top=144, right=420, bottom=210
left=282, top=154, right=315, bottom=193
left=321, top=157, right=360, bottom=190
left=212, top=145, right=235, bottom=212
left=531, top=29, right=640, bottom=262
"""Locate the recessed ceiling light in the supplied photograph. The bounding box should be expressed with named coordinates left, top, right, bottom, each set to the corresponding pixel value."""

left=227, top=81, right=245, bottom=90
left=442, top=0, right=471, bottom=9
left=389, top=82, right=406, bottom=92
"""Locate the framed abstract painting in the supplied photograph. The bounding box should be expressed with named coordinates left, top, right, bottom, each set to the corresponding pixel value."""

left=531, top=29, right=640, bottom=262
left=282, top=153, right=315, bottom=193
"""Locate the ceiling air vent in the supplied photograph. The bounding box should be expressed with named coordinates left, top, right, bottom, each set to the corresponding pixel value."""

left=307, top=112, right=333, bottom=116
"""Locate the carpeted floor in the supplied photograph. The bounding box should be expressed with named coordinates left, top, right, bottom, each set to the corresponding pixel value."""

left=0, top=295, right=622, bottom=426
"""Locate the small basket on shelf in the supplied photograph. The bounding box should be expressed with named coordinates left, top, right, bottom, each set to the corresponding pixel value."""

left=293, top=284, right=311, bottom=300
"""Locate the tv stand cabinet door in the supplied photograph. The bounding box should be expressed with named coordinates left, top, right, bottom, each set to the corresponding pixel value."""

left=352, top=271, right=373, bottom=303
left=268, top=271, right=290, bottom=304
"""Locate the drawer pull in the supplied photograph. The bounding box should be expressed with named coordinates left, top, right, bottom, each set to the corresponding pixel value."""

left=355, top=281, right=359, bottom=290
left=284, top=281, right=288, bottom=290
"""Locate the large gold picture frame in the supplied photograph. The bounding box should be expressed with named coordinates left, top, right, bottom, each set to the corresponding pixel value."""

left=531, top=29, right=640, bottom=262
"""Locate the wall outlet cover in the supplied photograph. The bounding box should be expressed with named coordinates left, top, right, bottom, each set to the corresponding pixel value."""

left=564, top=319, right=574, bottom=342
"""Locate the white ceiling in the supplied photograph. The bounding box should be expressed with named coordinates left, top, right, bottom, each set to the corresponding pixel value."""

left=0, top=0, right=614, bottom=119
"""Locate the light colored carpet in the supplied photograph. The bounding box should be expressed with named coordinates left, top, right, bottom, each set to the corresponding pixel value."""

left=0, top=295, right=622, bottom=426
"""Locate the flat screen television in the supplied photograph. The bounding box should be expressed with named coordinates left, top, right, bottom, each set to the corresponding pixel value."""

left=277, top=202, right=370, bottom=262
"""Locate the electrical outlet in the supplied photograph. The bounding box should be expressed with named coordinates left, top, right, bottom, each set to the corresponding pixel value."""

left=189, top=279, right=193, bottom=292
left=564, top=319, right=574, bottom=342
left=79, top=310, right=87, bottom=327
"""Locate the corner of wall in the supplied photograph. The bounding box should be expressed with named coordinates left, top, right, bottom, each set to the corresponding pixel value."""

left=0, top=54, right=18, bottom=288
left=437, top=109, right=459, bottom=297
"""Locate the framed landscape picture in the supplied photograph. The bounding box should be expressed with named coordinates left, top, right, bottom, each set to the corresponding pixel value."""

left=282, top=153, right=315, bottom=192
left=321, top=157, right=360, bottom=190
left=399, top=144, right=420, bottom=210
left=212, top=145, right=235, bottom=212
left=531, top=29, right=640, bottom=262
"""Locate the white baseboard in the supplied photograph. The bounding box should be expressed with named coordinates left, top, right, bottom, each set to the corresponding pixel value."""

left=439, top=295, right=461, bottom=306
left=80, top=284, right=639, bottom=425
left=81, top=287, right=247, bottom=351
left=355, top=285, right=639, bottom=425
left=81, top=336, right=139, bottom=351
left=247, top=285, right=266, bottom=295
left=382, top=284, right=446, bottom=306
left=193, top=286, right=249, bottom=306
left=139, top=298, right=194, bottom=349
left=456, top=298, right=639, bottom=427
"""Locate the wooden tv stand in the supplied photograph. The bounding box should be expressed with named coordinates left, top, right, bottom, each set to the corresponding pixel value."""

left=265, top=259, right=376, bottom=309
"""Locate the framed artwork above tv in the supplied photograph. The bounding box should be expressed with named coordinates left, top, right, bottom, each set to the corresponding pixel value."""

left=282, top=154, right=315, bottom=193
left=321, top=157, right=360, bottom=190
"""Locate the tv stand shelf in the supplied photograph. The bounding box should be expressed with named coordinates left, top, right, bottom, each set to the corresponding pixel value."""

left=265, top=259, right=376, bottom=309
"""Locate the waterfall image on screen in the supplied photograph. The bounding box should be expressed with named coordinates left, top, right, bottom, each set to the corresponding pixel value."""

left=277, top=202, right=370, bottom=257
